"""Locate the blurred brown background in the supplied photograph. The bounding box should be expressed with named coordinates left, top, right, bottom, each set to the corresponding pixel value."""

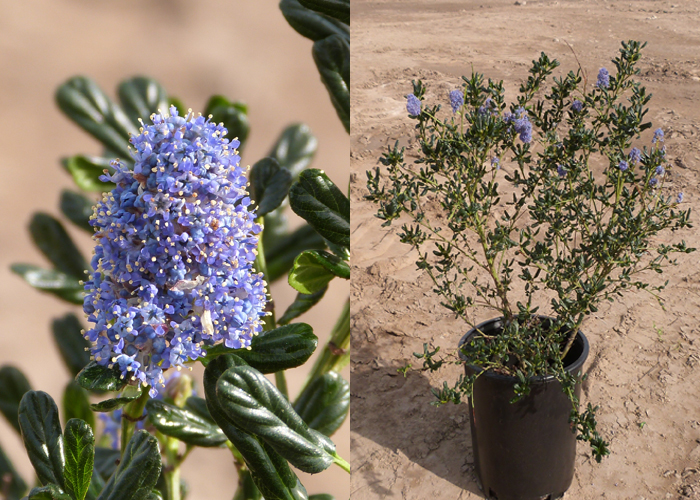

left=0, top=1, right=349, bottom=498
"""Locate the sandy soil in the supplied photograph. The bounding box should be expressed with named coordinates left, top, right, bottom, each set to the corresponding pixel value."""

left=350, top=1, right=700, bottom=498
left=0, top=1, right=349, bottom=499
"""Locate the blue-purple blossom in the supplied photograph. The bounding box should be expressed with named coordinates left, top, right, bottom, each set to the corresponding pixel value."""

left=83, top=107, right=267, bottom=395
left=572, top=100, right=583, bottom=112
left=596, top=68, right=610, bottom=88
left=449, top=90, right=464, bottom=113
left=677, top=192, right=684, bottom=203
left=99, top=410, right=123, bottom=449
left=407, top=94, right=421, bottom=116
left=491, top=157, right=500, bottom=169
left=629, top=147, right=641, bottom=164
left=655, top=165, right=665, bottom=176
left=557, top=165, right=567, bottom=178
left=478, top=97, right=493, bottom=115
left=618, top=160, right=629, bottom=172
left=512, top=107, right=532, bottom=143
left=649, top=177, right=659, bottom=187
left=652, top=128, right=664, bottom=144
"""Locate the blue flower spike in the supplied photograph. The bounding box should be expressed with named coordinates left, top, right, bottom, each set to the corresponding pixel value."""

left=83, top=106, right=268, bottom=396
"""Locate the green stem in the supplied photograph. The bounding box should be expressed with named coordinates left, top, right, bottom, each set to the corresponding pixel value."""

left=332, top=452, right=351, bottom=474
left=165, top=437, right=181, bottom=500
left=120, top=387, right=150, bottom=455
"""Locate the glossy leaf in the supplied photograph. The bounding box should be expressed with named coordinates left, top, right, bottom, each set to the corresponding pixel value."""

left=146, top=399, right=226, bottom=447
left=299, top=0, right=348, bottom=23
left=0, top=365, right=32, bottom=433
left=117, top=77, right=169, bottom=127
left=202, top=323, right=317, bottom=373
left=64, top=419, right=94, bottom=500
left=278, top=287, right=327, bottom=325
left=250, top=158, right=293, bottom=217
left=289, top=169, right=349, bottom=248
left=76, top=362, right=127, bottom=393
left=266, top=224, right=326, bottom=283
left=62, top=381, right=95, bottom=431
left=294, top=372, right=349, bottom=437
left=268, top=123, right=318, bottom=180
left=18, top=391, right=65, bottom=489
left=10, top=264, right=84, bottom=305
left=308, top=495, right=334, bottom=500
left=60, top=190, right=94, bottom=233
left=279, top=0, right=348, bottom=42
left=288, top=250, right=348, bottom=294
left=0, top=442, right=27, bottom=499
left=96, top=431, right=161, bottom=500
left=216, top=365, right=335, bottom=474
left=93, top=448, right=119, bottom=482
left=90, top=385, right=142, bottom=412
left=204, top=95, right=250, bottom=151
left=62, top=155, right=114, bottom=192
left=29, top=212, right=87, bottom=278
left=55, top=76, right=137, bottom=159
left=313, top=34, right=349, bottom=133
left=204, top=356, right=307, bottom=500
left=53, top=314, right=91, bottom=377
left=27, top=484, right=71, bottom=500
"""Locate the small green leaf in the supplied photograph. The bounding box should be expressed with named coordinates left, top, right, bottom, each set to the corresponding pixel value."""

left=250, top=158, right=293, bottom=217
left=216, top=365, right=335, bottom=474
left=27, top=484, right=71, bottom=500
left=278, top=287, right=327, bottom=325
left=10, top=264, right=84, bottom=305
left=62, top=155, right=114, bottom=192
left=93, top=448, right=119, bottom=483
left=268, top=123, right=318, bottom=180
left=289, top=169, right=349, bottom=248
left=279, top=0, right=349, bottom=42
left=90, top=385, right=142, bottom=413
left=55, top=77, right=137, bottom=159
left=266, top=224, right=326, bottom=283
left=53, top=314, right=91, bottom=377
left=76, top=362, right=127, bottom=393
left=0, top=366, right=32, bottom=433
left=0, top=442, right=28, bottom=499
left=62, top=381, right=95, bottom=431
left=308, top=495, right=335, bottom=500
left=145, top=399, right=226, bottom=447
left=313, top=35, right=349, bottom=133
left=288, top=250, right=348, bottom=294
left=96, top=431, right=161, bottom=500
left=117, top=77, right=170, bottom=127
left=28, top=213, right=87, bottom=279
left=294, top=372, right=349, bottom=437
left=60, top=190, right=95, bottom=233
left=204, top=96, right=250, bottom=151
left=299, top=0, right=348, bottom=23
left=64, top=419, right=95, bottom=500
left=18, top=391, right=65, bottom=489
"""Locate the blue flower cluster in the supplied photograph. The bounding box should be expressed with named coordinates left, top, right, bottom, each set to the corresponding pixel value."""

left=449, top=90, right=464, bottom=114
left=596, top=68, right=610, bottom=89
left=83, top=107, right=267, bottom=395
left=572, top=100, right=583, bottom=112
left=406, top=94, right=421, bottom=116
left=507, top=107, right=532, bottom=143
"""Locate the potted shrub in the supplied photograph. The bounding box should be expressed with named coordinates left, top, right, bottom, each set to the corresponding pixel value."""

left=366, top=40, right=693, bottom=499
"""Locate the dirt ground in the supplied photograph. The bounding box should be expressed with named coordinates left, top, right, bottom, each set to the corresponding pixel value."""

left=0, top=1, right=349, bottom=499
left=350, top=1, right=700, bottom=499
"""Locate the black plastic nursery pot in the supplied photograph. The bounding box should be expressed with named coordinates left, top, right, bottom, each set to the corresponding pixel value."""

left=458, top=317, right=589, bottom=500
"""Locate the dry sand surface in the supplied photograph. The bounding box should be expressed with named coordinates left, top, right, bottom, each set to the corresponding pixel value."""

left=350, top=1, right=700, bottom=499
left=0, top=1, right=349, bottom=499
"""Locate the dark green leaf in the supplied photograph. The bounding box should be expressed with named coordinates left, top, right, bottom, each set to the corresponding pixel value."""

left=10, top=264, right=83, bottom=305
left=117, top=77, right=170, bottom=127
left=61, top=156, right=114, bottom=192
left=145, top=399, right=226, bottom=447
left=60, top=190, right=95, bottom=233
left=76, top=362, right=127, bottom=393
left=279, top=0, right=348, bottom=42
left=203, top=356, right=307, bottom=500
left=90, top=385, right=142, bottom=413
left=268, top=124, right=318, bottom=180
left=278, top=287, right=327, bottom=325
left=96, top=431, right=161, bottom=500
left=266, top=224, right=326, bottom=283
left=29, top=213, right=87, bottom=278
left=293, top=372, right=349, bottom=437
left=289, top=169, right=349, bottom=248
left=299, top=0, right=348, bottom=23
left=62, top=381, right=95, bottom=431
left=313, top=35, right=349, bottom=133
left=288, top=250, right=348, bottom=294
left=202, top=323, right=317, bottom=373
left=27, top=484, right=71, bottom=500
left=93, top=448, right=119, bottom=483
left=216, top=365, right=335, bottom=474
left=204, top=96, right=250, bottom=151
left=308, top=495, right=334, bottom=500
left=0, top=442, right=28, bottom=499
left=55, top=77, right=136, bottom=159
left=232, top=470, right=262, bottom=500
left=64, top=419, right=94, bottom=500
left=53, top=314, right=91, bottom=377
left=85, top=465, right=105, bottom=500
left=18, top=391, right=65, bottom=488
left=0, top=366, right=32, bottom=433
left=250, top=158, right=293, bottom=217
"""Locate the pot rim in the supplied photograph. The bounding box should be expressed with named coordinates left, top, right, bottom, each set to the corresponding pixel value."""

left=457, top=315, right=590, bottom=383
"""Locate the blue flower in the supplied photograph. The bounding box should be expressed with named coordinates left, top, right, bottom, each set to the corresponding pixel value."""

left=478, top=97, right=493, bottom=115
left=83, top=107, right=268, bottom=396
left=596, top=68, right=610, bottom=88
left=557, top=164, right=567, bottom=178
left=511, top=107, right=532, bottom=143
left=618, top=160, right=629, bottom=172
left=572, top=100, right=583, bottom=112
left=655, top=165, right=665, bottom=176
left=98, top=410, right=122, bottom=450
left=491, top=157, right=500, bottom=169
left=649, top=177, right=659, bottom=187
left=449, top=90, right=464, bottom=114
left=407, top=94, right=421, bottom=116
left=677, top=192, right=684, bottom=203
left=629, top=147, right=641, bottom=164
left=652, top=128, right=664, bottom=144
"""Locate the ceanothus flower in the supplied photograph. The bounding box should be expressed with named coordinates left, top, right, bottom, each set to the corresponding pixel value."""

left=557, top=164, right=567, bottom=178
left=655, top=165, right=665, bottom=176
left=406, top=94, right=421, bottom=116
left=572, top=100, right=583, bottom=112
left=652, top=128, right=664, bottom=144
left=629, top=147, right=641, bottom=164
left=491, top=157, right=500, bottom=169
left=596, top=68, right=610, bottom=88
left=618, top=160, right=629, bottom=172
left=511, top=107, right=532, bottom=143
left=83, top=107, right=267, bottom=395
left=478, top=97, right=493, bottom=115
left=677, top=192, right=684, bottom=203
left=649, top=177, right=659, bottom=187
left=449, top=90, right=464, bottom=113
